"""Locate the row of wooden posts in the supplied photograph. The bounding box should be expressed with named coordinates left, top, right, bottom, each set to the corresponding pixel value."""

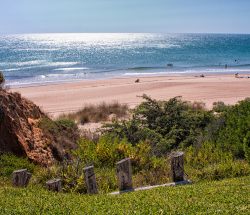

left=12, top=152, right=185, bottom=194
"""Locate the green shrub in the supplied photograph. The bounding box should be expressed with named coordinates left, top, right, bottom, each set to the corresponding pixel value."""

left=0, top=153, right=36, bottom=177
left=32, top=160, right=87, bottom=193
left=185, top=142, right=250, bottom=181
left=75, top=136, right=127, bottom=167
left=39, top=117, right=77, bottom=134
left=188, top=160, right=250, bottom=181
left=185, top=142, right=233, bottom=169
left=39, top=117, right=58, bottom=133
left=95, top=167, right=117, bottom=193
left=104, top=95, right=214, bottom=153
left=35, top=160, right=117, bottom=194
left=212, top=101, right=230, bottom=113
left=215, top=98, right=250, bottom=158
left=60, top=136, right=170, bottom=193
left=32, top=165, right=59, bottom=185
left=74, top=135, right=164, bottom=171
left=60, top=160, right=86, bottom=193
left=56, top=118, right=76, bottom=129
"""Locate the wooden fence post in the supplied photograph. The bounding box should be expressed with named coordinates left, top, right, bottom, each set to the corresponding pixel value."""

left=12, top=169, right=32, bottom=187
left=46, top=179, right=62, bottom=192
left=170, top=152, right=185, bottom=182
left=116, top=158, right=133, bottom=192
left=83, top=165, right=98, bottom=194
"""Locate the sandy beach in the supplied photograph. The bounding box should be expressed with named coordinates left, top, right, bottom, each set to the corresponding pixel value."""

left=12, top=74, right=250, bottom=117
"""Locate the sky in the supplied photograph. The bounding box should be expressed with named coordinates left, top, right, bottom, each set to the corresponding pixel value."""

left=0, top=0, right=250, bottom=34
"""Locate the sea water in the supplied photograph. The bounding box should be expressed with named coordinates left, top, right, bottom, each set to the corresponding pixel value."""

left=0, top=33, right=250, bottom=86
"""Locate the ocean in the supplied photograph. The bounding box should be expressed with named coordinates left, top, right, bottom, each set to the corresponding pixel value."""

left=0, top=33, right=250, bottom=87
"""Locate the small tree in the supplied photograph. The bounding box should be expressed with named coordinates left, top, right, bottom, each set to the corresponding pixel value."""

left=0, top=71, right=5, bottom=89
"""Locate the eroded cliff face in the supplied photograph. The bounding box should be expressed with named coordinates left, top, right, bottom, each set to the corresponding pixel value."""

left=0, top=89, right=77, bottom=166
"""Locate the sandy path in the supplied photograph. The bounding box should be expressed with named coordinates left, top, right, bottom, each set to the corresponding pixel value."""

left=12, top=74, right=250, bottom=117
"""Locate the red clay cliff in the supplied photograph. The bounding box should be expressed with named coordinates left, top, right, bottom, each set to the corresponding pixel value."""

left=0, top=89, right=78, bottom=166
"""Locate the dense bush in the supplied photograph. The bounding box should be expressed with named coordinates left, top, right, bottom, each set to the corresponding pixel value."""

left=210, top=98, right=250, bottom=158
left=185, top=142, right=233, bottom=169
left=103, top=95, right=213, bottom=154
left=37, top=136, right=169, bottom=193
left=185, top=142, right=250, bottom=181
left=74, top=136, right=166, bottom=171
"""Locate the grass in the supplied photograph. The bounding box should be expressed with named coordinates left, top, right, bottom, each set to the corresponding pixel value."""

left=0, top=153, right=36, bottom=178
left=0, top=176, right=249, bottom=214
left=58, top=102, right=129, bottom=124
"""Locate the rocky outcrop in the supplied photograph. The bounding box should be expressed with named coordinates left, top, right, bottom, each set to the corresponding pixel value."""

left=0, top=89, right=77, bottom=166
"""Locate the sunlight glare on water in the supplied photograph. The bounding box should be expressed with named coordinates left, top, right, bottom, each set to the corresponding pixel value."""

left=0, top=33, right=250, bottom=86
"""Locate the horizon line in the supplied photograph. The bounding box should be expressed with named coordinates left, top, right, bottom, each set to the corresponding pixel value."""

left=1, top=32, right=250, bottom=35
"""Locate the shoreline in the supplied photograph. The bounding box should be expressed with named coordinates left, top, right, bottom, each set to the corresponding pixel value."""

left=7, top=69, right=250, bottom=89
left=11, top=73, right=250, bottom=117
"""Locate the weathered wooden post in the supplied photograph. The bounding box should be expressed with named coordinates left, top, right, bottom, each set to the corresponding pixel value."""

left=12, top=169, right=32, bottom=187
left=46, top=179, right=62, bottom=192
left=116, top=158, right=133, bottom=192
left=170, top=152, right=185, bottom=182
left=83, top=165, right=98, bottom=194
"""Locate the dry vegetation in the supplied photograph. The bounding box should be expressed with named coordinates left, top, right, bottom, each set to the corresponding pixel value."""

left=58, top=102, right=129, bottom=124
